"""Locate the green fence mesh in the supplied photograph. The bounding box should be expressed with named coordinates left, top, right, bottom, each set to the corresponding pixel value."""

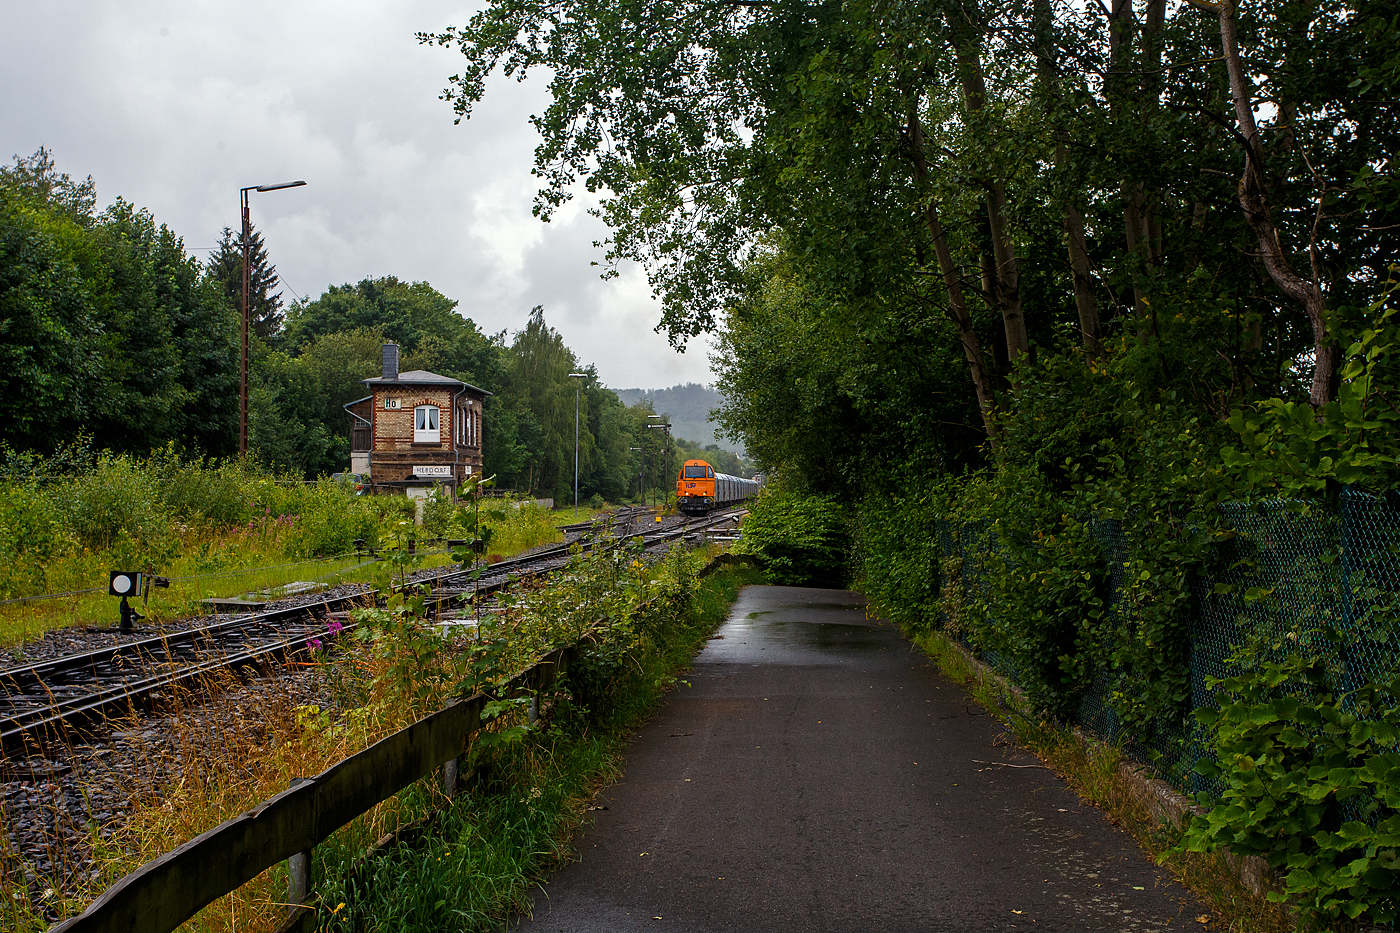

left=935, top=487, right=1400, bottom=797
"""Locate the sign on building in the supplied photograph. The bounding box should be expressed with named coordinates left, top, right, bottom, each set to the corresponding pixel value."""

left=412, top=464, right=454, bottom=478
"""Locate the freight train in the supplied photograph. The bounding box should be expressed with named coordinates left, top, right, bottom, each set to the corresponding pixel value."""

left=675, top=459, right=762, bottom=515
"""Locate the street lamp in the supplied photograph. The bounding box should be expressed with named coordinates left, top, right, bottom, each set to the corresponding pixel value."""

left=647, top=419, right=670, bottom=513
left=569, top=372, right=587, bottom=518
left=629, top=447, right=643, bottom=506
left=239, top=179, right=306, bottom=456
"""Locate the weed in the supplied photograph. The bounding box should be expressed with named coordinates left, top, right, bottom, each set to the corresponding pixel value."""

left=313, top=560, right=761, bottom=932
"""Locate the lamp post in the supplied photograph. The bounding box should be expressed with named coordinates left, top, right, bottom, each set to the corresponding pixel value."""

left=239, top=179, right=306, bottom=456
left=647, top=418, right=670, bottom=514
left=629, top=447, right=643, bottom=506
left=569, top=372, right=586, bottom=518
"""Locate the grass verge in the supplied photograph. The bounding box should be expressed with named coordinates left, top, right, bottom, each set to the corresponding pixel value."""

left=0, top=507, right=562, bottom=649
left=910, top=629, right=1298, bottom=933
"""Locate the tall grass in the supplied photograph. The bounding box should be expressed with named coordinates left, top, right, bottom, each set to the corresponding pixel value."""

left=0, top=448, right=566, bottom=647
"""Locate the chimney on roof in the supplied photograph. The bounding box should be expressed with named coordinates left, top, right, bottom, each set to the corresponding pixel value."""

left=382, top=343, right=399, bottom=381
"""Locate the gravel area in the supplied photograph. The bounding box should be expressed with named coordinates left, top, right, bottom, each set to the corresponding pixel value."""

left=2, top=672, right=326, bottom=924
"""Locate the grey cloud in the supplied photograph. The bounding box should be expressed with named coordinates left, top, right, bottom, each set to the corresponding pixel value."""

left=0, top=0, right=713, bottom=389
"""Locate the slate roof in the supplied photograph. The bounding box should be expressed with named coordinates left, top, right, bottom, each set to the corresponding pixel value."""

left=362, top=370, right=492, bottom=396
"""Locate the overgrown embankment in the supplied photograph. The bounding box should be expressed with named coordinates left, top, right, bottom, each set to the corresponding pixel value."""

left=0, top=445, right=563, bottom=644
left=4, top=535, right=758, bottom=933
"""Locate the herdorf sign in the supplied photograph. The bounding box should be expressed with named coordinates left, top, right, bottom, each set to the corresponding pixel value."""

left=412, top=464, right=454, bottom=478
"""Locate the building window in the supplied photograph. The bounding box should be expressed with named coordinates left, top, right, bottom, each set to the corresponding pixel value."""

left=414, top=405, right=439, bottom=443
left=455, top=406, right=465, bottom=446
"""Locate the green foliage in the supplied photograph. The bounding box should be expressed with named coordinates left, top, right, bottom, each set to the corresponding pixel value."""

left=854, top=472, right=945, bottom=633
left=58, top=454, right=176, bottom=562
left=957, top=471, right=1112, bottom=724
left=284, top=481, right=384, bottom=558
left=0, top=149, right=239, bottom=457
left=314, top=559, right=757, bottom=932
left=283, top=277, right=492, bottom=380
left=206, top=224, right=284, bottom=339
left=1180, top=641, right=1400, bottom=928
left=739, top=487, right=849, bottom=587
left=1224, top=281, right=1400, bottom=498
left=420, top=485, right=458, bottom=537
left=0, top=449, right=392, bottom=601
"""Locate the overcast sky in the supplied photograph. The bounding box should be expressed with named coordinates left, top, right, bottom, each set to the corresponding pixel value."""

left=0, top=0, right=716, bottom=390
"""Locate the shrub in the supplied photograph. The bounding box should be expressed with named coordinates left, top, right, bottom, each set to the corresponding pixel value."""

left=0, top=484, right=67, bottom=597
left=1181, top=639, right=1400, bottom=929
left=739, top=487, right=849, bottom=587
left=284, top=483, right=382, bottom=558
left=150, top=453, right=252, bottom=529
left=855, top=472, right=945, bottom=632
left=420, top=485, right=457, bottom=536
left=57, top=454, right=173, bottom=556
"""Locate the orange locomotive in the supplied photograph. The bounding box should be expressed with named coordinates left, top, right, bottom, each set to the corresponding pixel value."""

left=675, top=459, right=762, bottom=515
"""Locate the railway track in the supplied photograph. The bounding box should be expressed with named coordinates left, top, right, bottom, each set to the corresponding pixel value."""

left=0, top=507, right=745, bottom=755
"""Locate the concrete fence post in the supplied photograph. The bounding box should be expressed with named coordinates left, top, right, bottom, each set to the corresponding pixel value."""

left=443, top=757, right=459, bottom=798
left=286, top=777, right=311, bottom=912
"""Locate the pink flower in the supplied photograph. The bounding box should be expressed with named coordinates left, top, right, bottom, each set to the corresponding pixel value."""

left=327, top=620, right=344, bottom=636
left=307, top=638, right=323, bottom=650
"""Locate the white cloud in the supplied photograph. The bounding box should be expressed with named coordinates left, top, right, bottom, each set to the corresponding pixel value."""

left=0, top=0, right=715, bottom=389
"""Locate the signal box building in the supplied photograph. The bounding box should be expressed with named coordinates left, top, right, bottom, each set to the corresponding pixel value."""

left=344, top=343, right=490, bottom=499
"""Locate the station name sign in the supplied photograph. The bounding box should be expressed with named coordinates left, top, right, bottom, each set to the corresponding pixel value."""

left=412, top=464, right=454, bottom=478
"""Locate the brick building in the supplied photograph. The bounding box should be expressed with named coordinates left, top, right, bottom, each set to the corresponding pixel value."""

left=343, top=343, right=490, bottom=500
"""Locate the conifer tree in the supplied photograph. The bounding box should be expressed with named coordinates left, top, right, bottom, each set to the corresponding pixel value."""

left=208, top=224, right=284, bottom=339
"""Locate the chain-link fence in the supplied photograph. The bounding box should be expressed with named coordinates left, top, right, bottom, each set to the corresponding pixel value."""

left=935, top=487, right=1400, bottom=796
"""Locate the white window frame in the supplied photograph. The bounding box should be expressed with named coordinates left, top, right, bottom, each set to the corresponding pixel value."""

left=414, top=405, right=440, bottom=444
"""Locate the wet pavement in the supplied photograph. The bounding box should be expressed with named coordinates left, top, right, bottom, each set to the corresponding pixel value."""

left=513, top=586, right=1207, bottom=932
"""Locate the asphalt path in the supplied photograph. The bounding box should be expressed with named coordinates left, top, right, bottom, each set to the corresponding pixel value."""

left=512, top=585, right=1208, bottom=932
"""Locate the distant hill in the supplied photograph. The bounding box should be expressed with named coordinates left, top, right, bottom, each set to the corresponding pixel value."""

left=613, top=383, right=744, bottom=455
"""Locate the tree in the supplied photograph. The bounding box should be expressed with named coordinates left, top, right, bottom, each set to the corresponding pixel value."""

left=284, top=276, right=496, bottom=380
left=1, top=156, right=239, bottom=456
left=0, top=183, right=101, bottom=448
left=249, top=347, right=332, bottom=476
left=494, top=306, right=579, bottom=498
left=208, top=224, right=285, bottom=339
left=1, top=146, right=97, bottom=223
left=426, top=0, right=1394, bottom=446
